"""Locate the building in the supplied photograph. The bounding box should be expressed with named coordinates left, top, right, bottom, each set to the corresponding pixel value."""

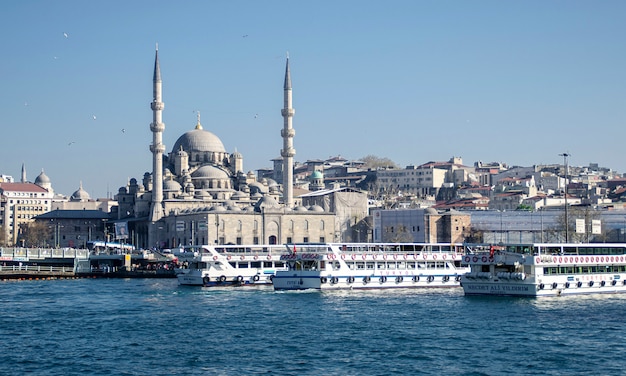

left=113, top=49, right=368, bottom=249
left=372, top=208, right=470, bottom=244
left=0, top=170, right=54, bottom=245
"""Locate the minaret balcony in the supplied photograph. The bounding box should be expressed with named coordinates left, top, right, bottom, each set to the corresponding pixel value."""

left=281, top=108, right=295, bottom=117
left=151, top=102, right=165, bottom=111
left=150, top=122, right=165, bottom=132
left=281, top=128, right=296, bottom=138
left=281, top=148, right=296, bottom=157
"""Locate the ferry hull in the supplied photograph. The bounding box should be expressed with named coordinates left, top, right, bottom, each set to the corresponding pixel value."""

left=273, top=273, right=462, bottom=291
left=462, top=280, right=626, bottom=297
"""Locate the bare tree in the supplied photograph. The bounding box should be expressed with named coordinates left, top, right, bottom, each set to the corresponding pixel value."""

left=19, top=222, right=52, bottom=247
left=360, top=155, right=399, bottom=170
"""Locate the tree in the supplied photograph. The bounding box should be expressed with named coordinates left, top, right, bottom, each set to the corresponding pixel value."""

left=0, top=225, right=6, bottom=246
left=19, top=221, right=51, bottom=247
left=360, top=155, right=399, bottom=170
left=553, top=205, right=603, bottom=243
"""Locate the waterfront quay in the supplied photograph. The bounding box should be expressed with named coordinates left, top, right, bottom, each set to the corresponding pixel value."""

left=0, top=247, right=176, bottom=280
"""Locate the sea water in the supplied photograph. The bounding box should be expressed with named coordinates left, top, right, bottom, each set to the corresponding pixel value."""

left=1, top=278, right=625, bottom=375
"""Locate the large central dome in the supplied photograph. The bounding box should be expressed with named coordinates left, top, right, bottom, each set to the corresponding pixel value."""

left=172, top=127, right=226, bottom=154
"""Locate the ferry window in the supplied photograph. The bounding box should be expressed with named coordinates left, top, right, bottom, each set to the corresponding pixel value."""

left=356, top=262, right=365, bottom=270
left=398, top=262, right=406, bottom=269
left=379, top=263, right=386, bottom=270
left=333, top=261, right=340, bottom=270
left=349, top=263, right=355, bottom=270
left=229, top=262, right=236, bottom=268
left=303, top=237, right=309, bottom=243
left=236, top=237, right=242, bottom=245
left=238, top=262, right=249, bottom=269
left=276, top=261, right=285, bottom=267
left=366, top=262, right=374, bottom=270
left=253, top=236, right=259, bottom=245
left=388, top=263, right=396, bottom=270
left=319, top=237, right=325, bottom=243
left=251, top=262, right=261, bottom=268
left=407, top=262, right=415, bottom=270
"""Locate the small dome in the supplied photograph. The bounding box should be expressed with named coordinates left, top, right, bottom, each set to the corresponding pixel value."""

left=309, top=205, right=324, bottom=212
left=71, top=184, right=90, bottom=201
left=425, top=207, right=438, bottom=215
left=163, top=179, right=182, bottom=192
left=310, top=170, right=323, bottom=179
left=191, top=166, right=230, bottom=180
left=35, top=170, right=51, bottom=184
left=293, top=206, right=308, bottom=212
left=211, top=205, right=227, bottom=212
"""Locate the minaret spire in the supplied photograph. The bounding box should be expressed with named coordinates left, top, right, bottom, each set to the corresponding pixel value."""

left=21, top=162, right=26, bottom=183
left=280, top=55, right=296, bottom=208
left=149, top=46, right=166, bottom=232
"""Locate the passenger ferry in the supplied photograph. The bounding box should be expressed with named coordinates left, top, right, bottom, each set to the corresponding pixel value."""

left=174, top=244, right=288, bottom=286
left=272, top=242, right=469, bottom=291
left=460, top=243, right=626, bottom=297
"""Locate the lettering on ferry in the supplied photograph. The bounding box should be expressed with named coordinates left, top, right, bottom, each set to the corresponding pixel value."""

left=466, top=284, right=529, bottom=292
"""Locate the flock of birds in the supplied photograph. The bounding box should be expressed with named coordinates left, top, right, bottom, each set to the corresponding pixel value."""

left=51, top=31, right=255, bottom=147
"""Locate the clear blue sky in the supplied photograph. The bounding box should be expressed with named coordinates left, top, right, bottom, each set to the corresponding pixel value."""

left=2, top=1, right=625, bottom=199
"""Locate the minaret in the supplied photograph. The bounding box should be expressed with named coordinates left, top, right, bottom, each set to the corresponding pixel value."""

left=149, top=46, right=165, bottom=224
left=21, top=163, right=26, bottom=183
left=280, top=56, right=296, bottom=208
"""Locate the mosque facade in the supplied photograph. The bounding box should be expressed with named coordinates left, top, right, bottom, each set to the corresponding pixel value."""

left=114, top=49, right=368, bottom=249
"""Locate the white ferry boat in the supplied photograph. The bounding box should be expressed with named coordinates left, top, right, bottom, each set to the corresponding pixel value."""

left=174, top=244, right=289, bottom=286
left=460, top=243, right=626, bottom=297
left=272, top=242, right=469, bottom=291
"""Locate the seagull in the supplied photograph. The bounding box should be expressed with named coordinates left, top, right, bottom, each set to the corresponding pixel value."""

left=92, top=115, right=97, bottom=120
left=121, top=128, right=125, bottom=133
left=68, top=141, right=75, bottom=146
left=254, top=114, right=258, bottom=119
left=63, top=32, right=68, bottom=38
left=242, top=34, right=249, bottom=38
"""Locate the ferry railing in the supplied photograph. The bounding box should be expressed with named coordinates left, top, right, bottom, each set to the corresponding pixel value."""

left=0, top=247, right=89, bottom=259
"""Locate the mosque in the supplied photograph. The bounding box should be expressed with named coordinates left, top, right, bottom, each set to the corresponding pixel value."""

left=114, top=49, right=369, bottom=249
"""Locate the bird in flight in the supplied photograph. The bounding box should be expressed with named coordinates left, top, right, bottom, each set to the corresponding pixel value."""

left=121, top=128, right=126, bottom=133
left=68, top=141, right=75, bottom=146
left=63, top=32, right=68, bottom=38
left=92, top=115, right=97, bottom=120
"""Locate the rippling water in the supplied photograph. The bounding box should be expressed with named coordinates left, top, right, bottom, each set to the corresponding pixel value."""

left=1, top=278, right=625, bottom=375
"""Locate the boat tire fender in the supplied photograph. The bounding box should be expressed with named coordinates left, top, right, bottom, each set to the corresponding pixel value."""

left=320, top=277, right=328, bottom=284
left=427, top=275, right=434, bottom=283
left=252, top=275, right=260, bottom=282
left=412, top=275, right=419, bottom=283
left=363, top=276, right=371, bottom=284
left=202, top=276, right=210, bottom=284
left=379, top=276, right=387, bottom=283
left=219, top=275, right=226, bottom=283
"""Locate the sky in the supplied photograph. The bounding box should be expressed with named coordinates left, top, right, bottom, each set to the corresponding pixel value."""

left=1, top=1, right=625, bottom=199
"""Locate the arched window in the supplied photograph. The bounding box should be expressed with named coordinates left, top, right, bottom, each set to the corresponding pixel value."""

left=304, top=220, right=309, bottom=230
left=320, top=220, right=325, bottom=230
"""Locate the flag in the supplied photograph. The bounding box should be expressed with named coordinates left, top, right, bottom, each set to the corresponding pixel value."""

left=293, top=244, right=297, bottom=254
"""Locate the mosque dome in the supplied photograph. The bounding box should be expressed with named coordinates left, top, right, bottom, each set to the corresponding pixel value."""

left=172, top=127, right=226, bottom=154
left=163, top=179, right=182, bottom=192
left=191, top=166, right=230, bottom=180
left=71, top=184, right=90, bottom=201
left=35, top=170, right=51, bottom=185
left=310, top=170, right=323, bottom=179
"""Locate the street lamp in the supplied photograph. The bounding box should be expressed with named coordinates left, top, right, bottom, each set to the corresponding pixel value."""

left=559, top=152, right=570, bottom=242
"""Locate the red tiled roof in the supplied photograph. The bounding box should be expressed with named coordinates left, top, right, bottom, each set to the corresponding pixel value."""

left=0, top=182, right=49, bottom=193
